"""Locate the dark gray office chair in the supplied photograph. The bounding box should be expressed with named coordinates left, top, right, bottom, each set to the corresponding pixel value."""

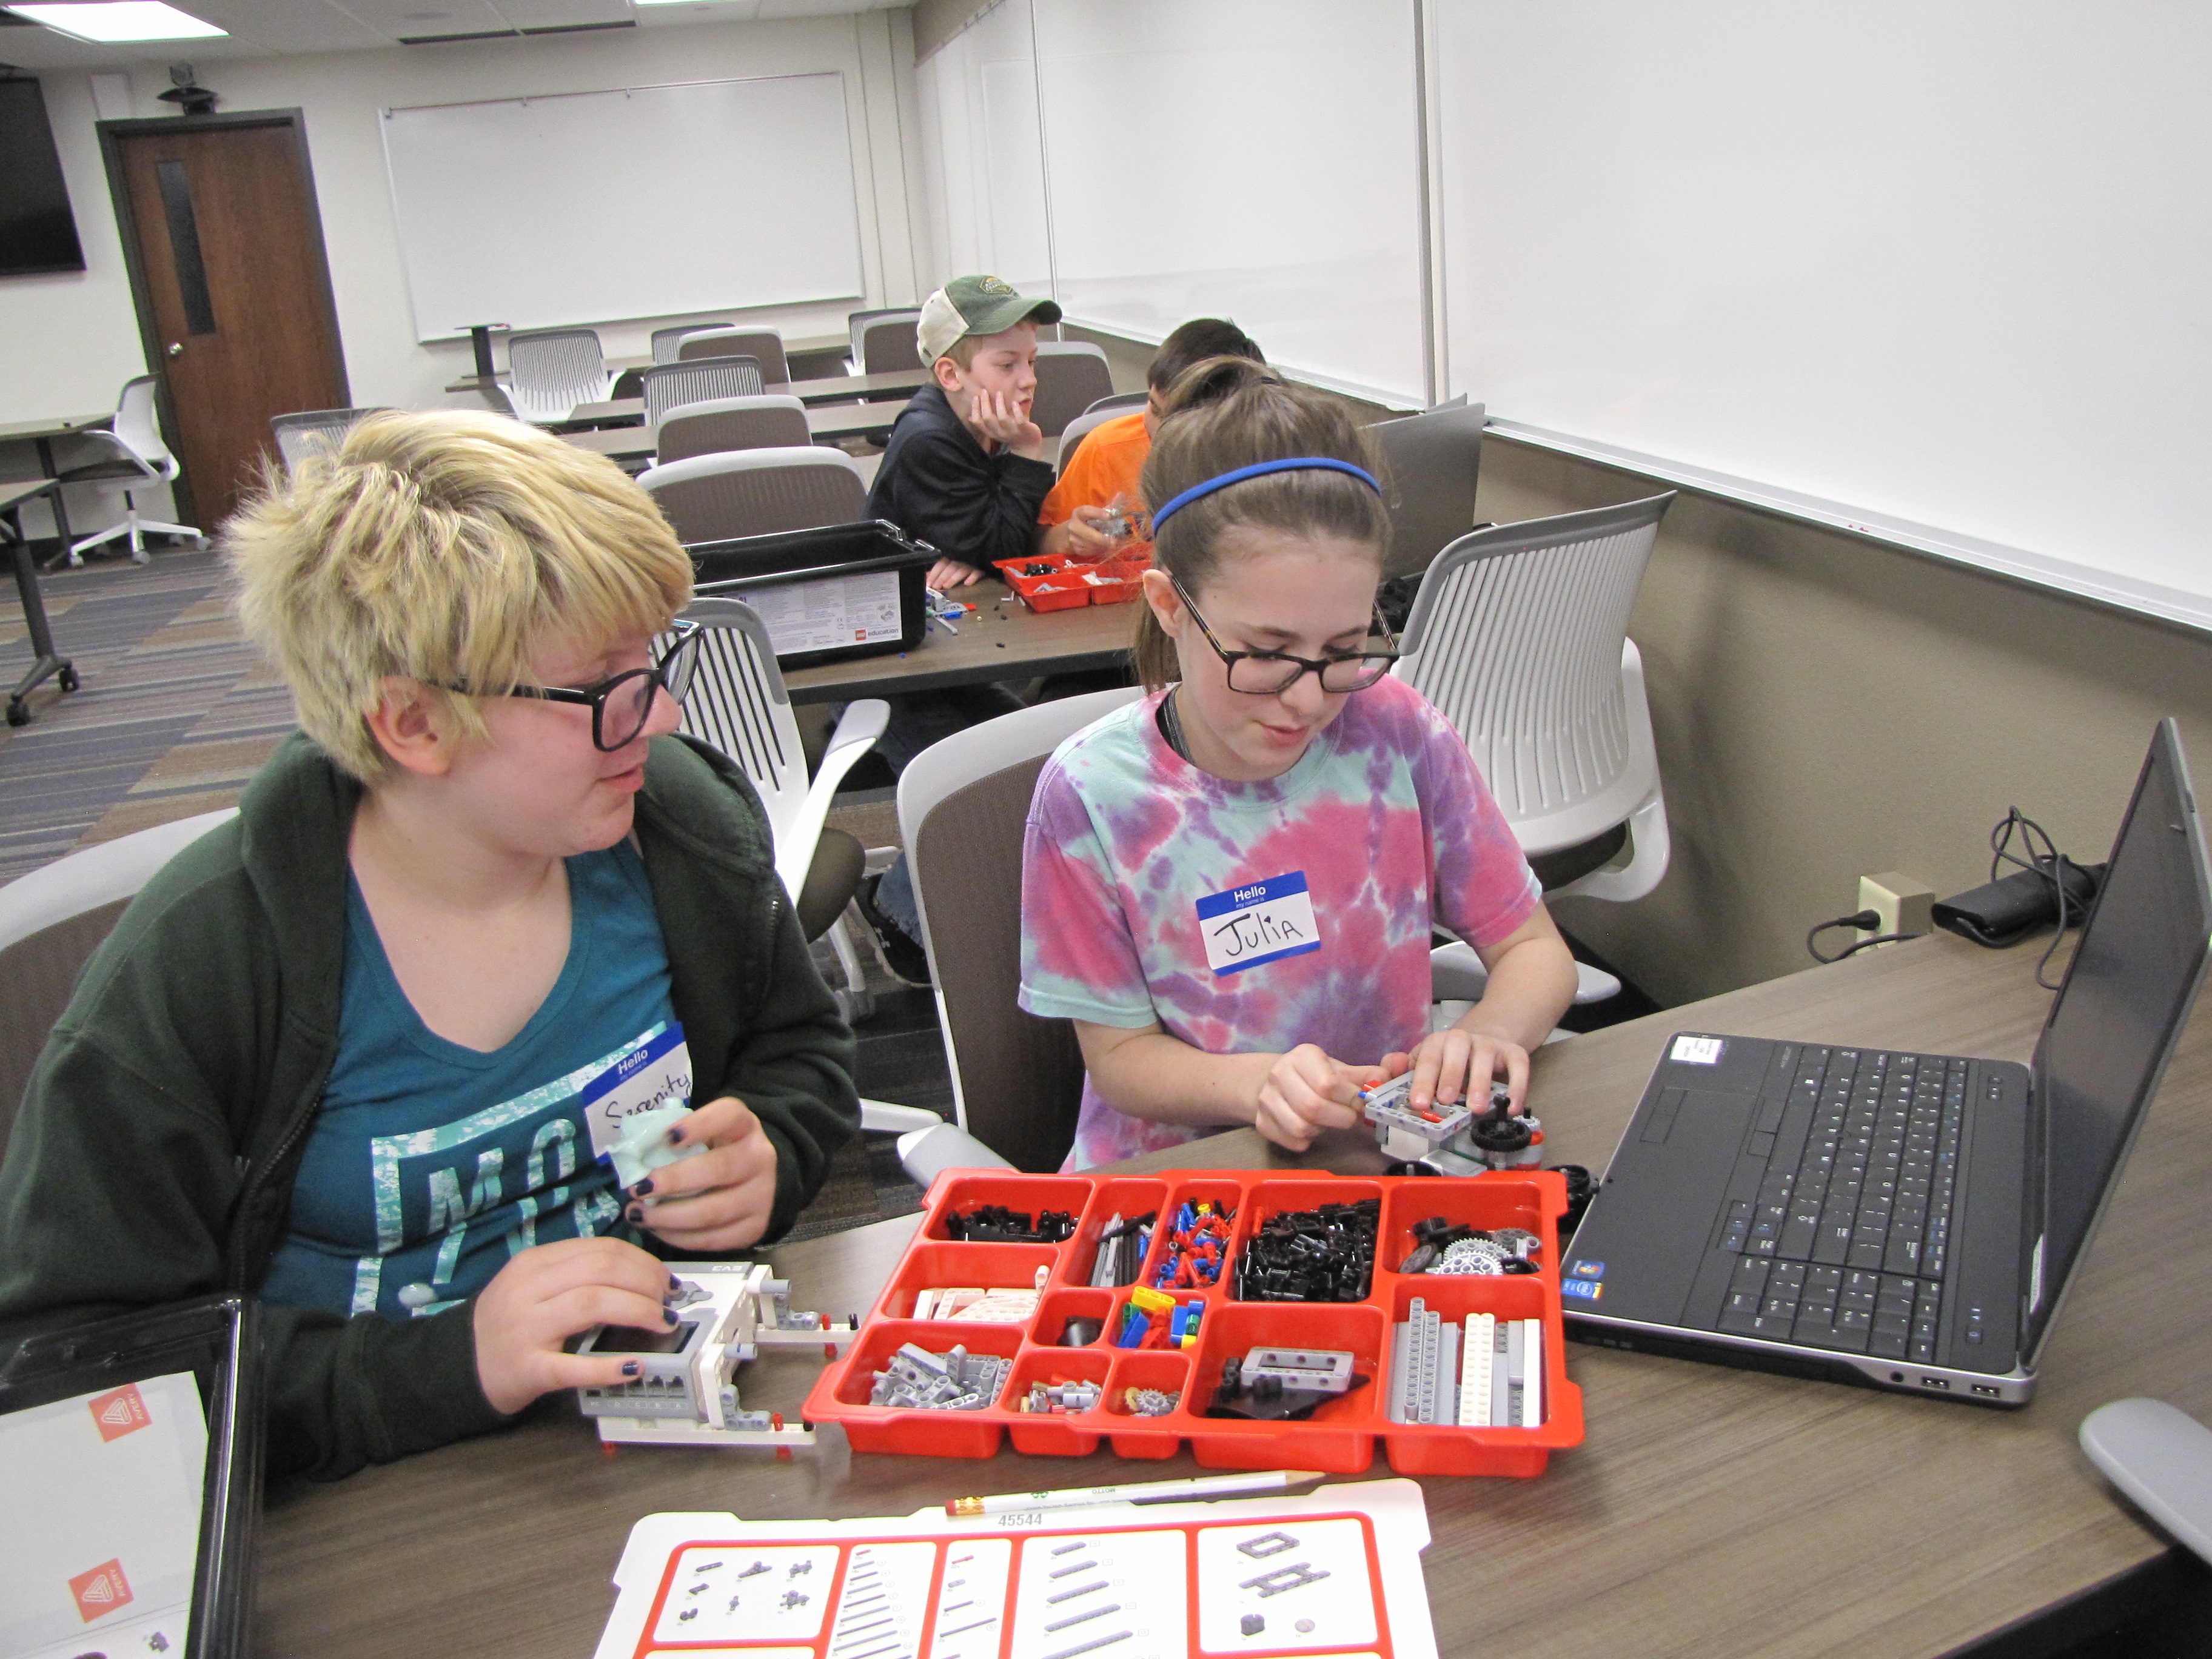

left=1030, top=342, right=1114, bottom=439
left=637, top=447, right=869, bottom=543
left=640, top=357, right=765, bottom=427
left=269, top=407, right=389, bottom=471
left=1368, top=396, right=1487, bottom=581
left=678, top=327, right=790, bottom=386
left=854, top=312, right=923, bottom=374
left=847, top=307, right=919, bottom=369
left=654, top=395, right=811, bottom=464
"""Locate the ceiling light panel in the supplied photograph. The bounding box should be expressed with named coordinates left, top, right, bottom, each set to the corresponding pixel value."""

left=7, top=1, right=228, bottom=40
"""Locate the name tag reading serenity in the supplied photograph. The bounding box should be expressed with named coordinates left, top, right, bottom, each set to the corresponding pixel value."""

left=580, top=1023, right=694, bottom=1164
left=1197, top=871, right=1322, bottom=975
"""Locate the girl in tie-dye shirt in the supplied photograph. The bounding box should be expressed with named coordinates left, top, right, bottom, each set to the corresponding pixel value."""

left=1019, top=361, right=1579, bottom=1170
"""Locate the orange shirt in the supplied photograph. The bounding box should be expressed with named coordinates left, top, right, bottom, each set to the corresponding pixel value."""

left=1039, top=412, right=1152, bottom=555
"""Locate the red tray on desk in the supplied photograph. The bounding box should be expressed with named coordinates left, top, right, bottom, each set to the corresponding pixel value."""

left=994, top=552, right=1148, bottom=611
left=802, top=1168, right=1583, bottom=1476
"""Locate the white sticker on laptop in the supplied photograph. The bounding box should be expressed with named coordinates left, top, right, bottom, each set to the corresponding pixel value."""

left=1196, top=871, right=1321, bottom=976
left=580, top=1022, right=694, bottom=1162
left=1670, top=1034, right=1725, bottom=1065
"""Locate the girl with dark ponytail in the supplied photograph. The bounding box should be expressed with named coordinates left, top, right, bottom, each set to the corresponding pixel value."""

left=1017, top=360, right=1578, bottom=1168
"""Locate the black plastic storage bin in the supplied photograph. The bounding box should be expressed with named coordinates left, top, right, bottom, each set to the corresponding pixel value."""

left=690, top=520, right=939, bottom=669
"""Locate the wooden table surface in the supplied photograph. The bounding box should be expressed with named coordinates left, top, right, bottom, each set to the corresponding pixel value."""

left=779, top=577, right=1139, bottom=705
left=443, top=333, right=857, bottom=395
left=569, top=368, right=928, bottom=424
left=0, top=412, right=109, bottom=445
left=252, top=933, right=2208, bottom=1657
left=562, top=400, right=911, bottom=463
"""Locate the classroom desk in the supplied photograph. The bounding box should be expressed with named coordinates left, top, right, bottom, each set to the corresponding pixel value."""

left=568, top=368, right=930, bottom=426
left=250, top=933, right=2210, bottom=1657
left=0, top=412, right=106, bottom=557
left=779, top=577, right=1138, bottom=705
left=0, top=478, right=79, bottom=726
left=441, top=333, right=854, bottom=397
left=562, top=400, right=912, bottom=465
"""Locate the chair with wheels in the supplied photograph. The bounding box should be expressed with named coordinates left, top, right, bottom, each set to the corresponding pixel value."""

left=677, top=327, right=790, bottom=386
left=1391, top=492, right=1677, bottom=911
left=269, top=407, right=389, bottom=472
left=1030, top=341, right=1114, bottom=442
left=637, top=447, right=870, bottom=544
left=671, top=597, right=892, bottom=1029
left=1367, top=396, right=1487, bottom=582
left=654, top=396, right=812, bottom=464
left=57, top=377, right=206, bottom=567
left=504, top=328, right=612, bottom=425
left=641, top=358, right=765, bottom=429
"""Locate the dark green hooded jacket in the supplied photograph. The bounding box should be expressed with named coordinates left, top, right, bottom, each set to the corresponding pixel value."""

left=0, top=731, right=858, bottom=1480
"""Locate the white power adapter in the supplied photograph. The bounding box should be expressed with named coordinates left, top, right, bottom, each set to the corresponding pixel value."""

left=1856, top=872, right=1936, bottom=945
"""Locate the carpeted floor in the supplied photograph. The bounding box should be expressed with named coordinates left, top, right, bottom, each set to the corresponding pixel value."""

left=1, top=545, right=936, bottom=1233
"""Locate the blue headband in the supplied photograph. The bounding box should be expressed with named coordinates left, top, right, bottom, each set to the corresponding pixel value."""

left=1148, top=457, right=1382, bottom=533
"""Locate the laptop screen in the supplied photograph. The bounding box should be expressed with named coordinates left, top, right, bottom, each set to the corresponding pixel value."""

left=2026, top=719, right=2212, bottom=1355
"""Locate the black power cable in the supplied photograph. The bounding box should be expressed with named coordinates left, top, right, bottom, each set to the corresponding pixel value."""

left=1806, top=910, right=1923, bottom=964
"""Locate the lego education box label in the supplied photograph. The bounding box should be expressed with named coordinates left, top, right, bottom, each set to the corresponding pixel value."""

left=1197, top=871, right=1321, bottom=976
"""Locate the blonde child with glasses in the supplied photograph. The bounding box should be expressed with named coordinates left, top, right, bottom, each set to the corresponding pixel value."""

left=1017, top=361, right=1578, bottom=1169
left=0, top=411, right=858, bottom=1478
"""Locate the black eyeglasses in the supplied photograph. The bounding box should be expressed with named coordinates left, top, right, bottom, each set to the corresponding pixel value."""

left=437, top=620, right=701, bottom=752
left=1170, top=577, right=1398, bottom=695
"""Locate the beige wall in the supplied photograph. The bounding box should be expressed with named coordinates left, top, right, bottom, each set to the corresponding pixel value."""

left=1475, top=437, right=2212, bottom=1009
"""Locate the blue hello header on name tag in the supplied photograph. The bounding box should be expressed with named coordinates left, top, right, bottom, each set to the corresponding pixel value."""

left=1195, top=870, right=1321, bottom=976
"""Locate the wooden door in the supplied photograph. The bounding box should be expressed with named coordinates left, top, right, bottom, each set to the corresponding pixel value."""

left=101, top=112, right=348, bottom=533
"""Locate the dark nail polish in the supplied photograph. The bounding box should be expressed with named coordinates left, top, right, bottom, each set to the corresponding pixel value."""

left=665, top=1125, right=683, bottom=1145
left=630, top=1178, right=655, bottom=1198
left=664, top=1309, right=680, bottom=1327
left=668, top=1273, right=682, bottom=1292
left=628, top=1205, right=644, bottom=1225
left=620, top=1361, right=640, bottom=1377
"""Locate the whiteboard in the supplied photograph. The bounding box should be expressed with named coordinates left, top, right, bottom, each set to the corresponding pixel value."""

left=1434, top=0, right=2212, bottom=626
left=1030, top=0, right=1427, bottom=407
left=381, top=74, right=866, bottom=341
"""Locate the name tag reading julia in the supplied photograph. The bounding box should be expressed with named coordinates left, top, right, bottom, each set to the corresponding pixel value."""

left=1196, top=871, right=1322, bottom=976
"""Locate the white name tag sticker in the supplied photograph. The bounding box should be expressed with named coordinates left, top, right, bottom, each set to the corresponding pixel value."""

left=581, top=1024, right=694, bottom=1162
left=1669, top=1034, right=1724, bottom=1065
left=1196, top=871, right=1321, bottom=976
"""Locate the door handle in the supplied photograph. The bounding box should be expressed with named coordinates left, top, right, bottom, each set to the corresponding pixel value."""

left=167, top=342, right=184, bottom=358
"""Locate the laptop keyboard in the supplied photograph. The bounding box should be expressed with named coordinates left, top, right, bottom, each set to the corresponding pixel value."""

left=1713, top=1046, right=1966, bottom=1363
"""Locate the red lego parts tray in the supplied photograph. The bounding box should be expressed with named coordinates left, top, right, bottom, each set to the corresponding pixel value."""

left=802, top=1168, right=1584, bottom=1476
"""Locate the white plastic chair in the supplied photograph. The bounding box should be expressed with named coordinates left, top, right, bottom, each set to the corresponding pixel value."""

left=654, top=395, right=811, bottom=464
left=59, top=377, right=206, bottom=566
left=638, top=447, right=870, bottom=545
left=651, top=323, right=728, bottom=364
left=672, top=597, right=896, bottom=1037
left=269, top=407, right=387, bottom=472
left=1030, top=341, right=1114, bottom=440
left=1054, top=397, right=1145, bottom=479
left=1392, top=492, right=1676, bottom=911
left=504, top=329, right=611, bottom=425
left=641, top=358, right=765, bottom=428
left=846, top=308, right=921, bottom=375
left=677, top=327, right=789, bottom=386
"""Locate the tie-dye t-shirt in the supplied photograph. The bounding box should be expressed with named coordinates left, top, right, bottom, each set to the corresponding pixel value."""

left=1019, top=675, right=1541, bottom=1169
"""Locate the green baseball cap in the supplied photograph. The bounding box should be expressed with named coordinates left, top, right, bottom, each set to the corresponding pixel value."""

left=916, top=275, right=1063, bottom=361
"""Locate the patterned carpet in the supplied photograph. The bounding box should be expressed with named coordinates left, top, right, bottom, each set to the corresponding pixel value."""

left=0, top=545, right=933, bottom=1232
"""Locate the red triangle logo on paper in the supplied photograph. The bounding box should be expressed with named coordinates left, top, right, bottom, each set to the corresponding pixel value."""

left=87, top=1384, right=149, bottom=1441
left=69, top=1560, right=133, bottom=1622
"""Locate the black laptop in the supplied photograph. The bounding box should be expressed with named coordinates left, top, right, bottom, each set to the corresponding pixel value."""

left=1561, top=720, right=2212, bottom=1404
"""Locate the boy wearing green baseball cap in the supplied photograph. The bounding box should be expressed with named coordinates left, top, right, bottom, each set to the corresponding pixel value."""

left=854, top=275, right=1065, bottom=985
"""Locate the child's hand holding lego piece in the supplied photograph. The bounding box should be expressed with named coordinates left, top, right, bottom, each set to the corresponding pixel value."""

left=472, top=1235, right=677, bottom=1415
left=1378, top=1026, right=1533, bottom=1119
left=622, top=1095, right=781, bottom=1254
left=1250, top=1042, right=1378, bottom=1152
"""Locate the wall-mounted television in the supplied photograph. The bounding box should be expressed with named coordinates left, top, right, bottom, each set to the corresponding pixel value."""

left=0, top=75, right=86, bottom=276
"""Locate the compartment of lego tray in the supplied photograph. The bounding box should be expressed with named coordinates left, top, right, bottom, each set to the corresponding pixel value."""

left=828, top=1321, right=1025, bottom=1410
left=923, top=1174, right=1092, bottom=1244
left=1134, top=1177, right=1248, bottom=1292
left=1100, top=1288, right=1209, bottom=1356
left=1002, top=1349, right=1113, bottom=1455
left=1378, top=1171, right=1559, bottom=1278
left=876, top=1242, right=1058, bottom=1321
left=1062, top=1176, right=1169, bottom=1289
left=1031, top=1287, right=1114, bottom=1349
left=1103, top=1350, right=1192, bottom=1458
left=1187, top=1302, right=1386, bottom=1468
left=1381, top=1277, right=1579, bottom=1476
left=1228, top=1178, right=1388, bottom=1302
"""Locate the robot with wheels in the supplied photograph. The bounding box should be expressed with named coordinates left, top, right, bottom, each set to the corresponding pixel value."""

left=1359, top=1073, right=1545, bottom=1178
